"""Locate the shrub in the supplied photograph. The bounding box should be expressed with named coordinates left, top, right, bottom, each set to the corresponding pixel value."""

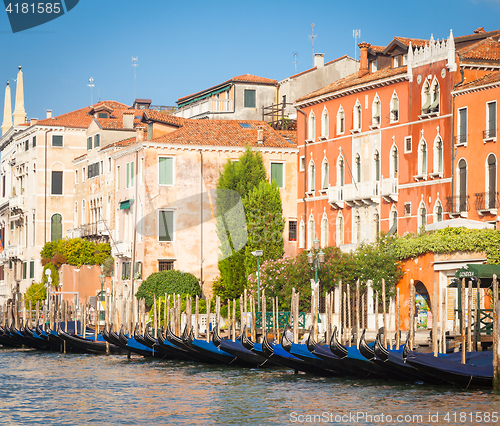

left=25, top=282, right=46, bottom=308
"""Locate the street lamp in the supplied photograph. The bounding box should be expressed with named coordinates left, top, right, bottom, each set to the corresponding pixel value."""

left=45, top=268, right=52, bottom=320
left=251, top=250, right=263, bottom=308
left=307, top=239, right=325, bottom=289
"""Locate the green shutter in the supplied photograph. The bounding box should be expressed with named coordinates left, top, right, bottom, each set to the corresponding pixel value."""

left=244, top=90, right=256, bottom=108
left=51, top=214, right=62, bottom=241
left=22, top=262, right=27, bottom=279
left=52, top=135, right=63, bottom=147
left=94, top=134, right=100, bottom=148
left=29, top=261, right=34, bottom=279
left=131, top=161, right=135, bottom=187
left=271, top=163, right=283, bottom=188
left=159, top=210, right=173, bottom=242
left=148, top=123, right=153, bottom=140
left=126, top=163, right=130, bottom=188
left=87, top=137, right=92, bottom=150
left=159, top=157, right=173, bottom=185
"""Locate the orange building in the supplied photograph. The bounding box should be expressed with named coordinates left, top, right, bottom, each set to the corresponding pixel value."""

left=294, top=27, right=500, bottom=329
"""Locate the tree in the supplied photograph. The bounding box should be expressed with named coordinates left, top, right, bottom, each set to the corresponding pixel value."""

left=25, top=282, right=46, bottom=308
left=135, top=270, right=201, bottom=307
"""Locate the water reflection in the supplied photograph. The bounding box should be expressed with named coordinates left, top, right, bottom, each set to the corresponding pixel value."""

left=0, top=349, right=499, bottom=425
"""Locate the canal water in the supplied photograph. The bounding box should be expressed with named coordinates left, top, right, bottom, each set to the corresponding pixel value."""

left=0, top=348, right=499, bottom=425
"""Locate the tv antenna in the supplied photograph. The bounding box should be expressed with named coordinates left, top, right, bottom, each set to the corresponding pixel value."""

left=308, top=23, right=317, bottom=66
left=132, top=57, right=138, bottom=100
left=353, top=29, right=361, bottom=61
left=293, top=52, right=299, bottom=74
left=87, top=77, right=94, bottom=105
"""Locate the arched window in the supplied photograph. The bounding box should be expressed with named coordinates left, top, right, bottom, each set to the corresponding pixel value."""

left=390, top=92, right=399, bottom=122
left=321, top=108, right=329, bottom=139
left=458, top=159, right=467, bottom=212
left=299, top=220, right=305, bottom=249
left=336, top=212, right=344, bottom=245
left=320, top=213, right=328, bottom=248
left=307, top=215, right=315, bottom=250
left=419, top=203, right=427, bottom=230
left=82, top=199, right=86, bottom=225
left=321, top=158, right=329, bottom=190
left=421, top=80, right=431, bottom=114
left=374, top=151, right=380, bottom=182
left=355, top=154, right=361, bottom=183
left=74, top=202, right=78, bottom=227
left=487, top=154, right=497, bottom=209
left=390, top=145, right=399, bottom=178
left=430, top=79, right=440, bottom=113
left=308, top=111, right=316, bottom=141
left=390, top=206, right=398, bottom=235
left=51, top=214, right=62, bottom=241
left=308, top=160, right=315, bottom=192
left=434, top=200, right=443, bottom=222
left=418, top=139, right=427, bottom=175
left=372, top=95, right=381, bottom=126
left=353, top=101, right=361, bottom=131
left=337, top=156, right=345, bottom=187
left=373, top=210, right=380, bottom=240
left=337, top=106, right=345, bottom=134
left=434, top=136, right=443, bottom=174
left=355, top=212, right=361, bottom=244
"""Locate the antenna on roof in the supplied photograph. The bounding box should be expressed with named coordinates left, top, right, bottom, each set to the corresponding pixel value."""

left=293, top=52, right=299, bottom=74
left=132, top=57, right=138, bottom=100
left=87, top=77, right=94, bottom=105
left=308, top=24, right=317, bottom=67
left=353, top=29, right=361, bottom=61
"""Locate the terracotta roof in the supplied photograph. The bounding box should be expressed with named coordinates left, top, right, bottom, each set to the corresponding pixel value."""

left=142, top=109, right=185, bottom=127
left=278, top=130, right=297, bottom=144
left=148, top=120, right=296, bottom=149
left=393, top=36, right=429, bottom=48
left=101, top=136, right=138, bottom=150
left=455, top=29, right=500, bottom=43
left=369, top=45, right=386, bottom=53
left=296, top=66, right=408, bottom=103
left=458, top=37, right=500, bottom=61
left=177, top=74, right=276, bottom=104
left=455, top=70, right=500, bottom=90
left=95, top=109, right=146, bottom=130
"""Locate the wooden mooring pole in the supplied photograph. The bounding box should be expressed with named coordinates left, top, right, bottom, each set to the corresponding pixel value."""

left=409, top=279, right=415, bottom=351
left=493, top=274, right=499, bottom=390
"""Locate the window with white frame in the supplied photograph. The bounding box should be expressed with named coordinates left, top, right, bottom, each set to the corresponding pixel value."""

left=374, top=150, right=380, bottom=182
left=433, top=136, right=443, bottom=174
left=307, top=215, right=315, bottom=250
left=159, top=210, right=174, bottom=242
left=354, top=212, right=361, bottom=244
left=405, top=136, right=412, bottom=153
left=52, top=135, right=63, bottom=147
left=372, top=95, right=381, bottom=126
left=421, top=80, right=431, bottom=114
left=353, top=101, right=361, bottom=131
left=457, top=108, right=467, bottom=144
left=308, top=111, right=316, bottom=141
left=159, top=157, right=174, bottom=185
left=299, top=220, right=305, bottom=249
left=308, top=160, right=315, bottom=192
left=487, top=154, right=497, bottom=209
left=299, top=156, right=305, bottom=172
left=373, top=210, right=380, bottom=241
left=321, top=108, right=329, bottom=139
left=337, top=155, right=345, bottom=188
left=390, top=145, right=399, bottom=178
left=390, top=206, right=398, bottom=235
left=337, top=106, right=345, bottom=134
left=320, top=213, right=328, bottom=248
left=321, top=158, right=329, bottom=190
left=355, top=153, right=361, bottom=183
left=270, top=162, right=284, bottom=188
left=75, top=170, right=78, bottom=185
left=434, top=200, right=443, bottom=222
left=126, top=161, right=135, bottom=188
left=336, top=212, right=344, bottom=245
left=419, top=202, right=427, bottom=230
left=418, top=139, right=427, bottom=175
left=486, top=101, right=497, bottom=139
left=430, top=79, right=440, bottom=113
left=390, top=92, right=399, bottom=122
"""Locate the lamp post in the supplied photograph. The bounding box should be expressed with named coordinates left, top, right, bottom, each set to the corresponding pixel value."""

left=45, top=268, right=52, bottom=321
left=307, top=239, right=325, bottom=289
left=251, top=250, right=263, bottom=308
left=99, top=265, right=105, bottom=323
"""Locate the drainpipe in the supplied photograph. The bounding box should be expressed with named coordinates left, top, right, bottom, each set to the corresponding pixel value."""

left=296, top=108, right=307, bottom=249
left=451, top=66, right=464, bottom=204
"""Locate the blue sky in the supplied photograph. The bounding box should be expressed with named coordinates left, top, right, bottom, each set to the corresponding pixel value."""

left=0, top=0, right=499, bottom=120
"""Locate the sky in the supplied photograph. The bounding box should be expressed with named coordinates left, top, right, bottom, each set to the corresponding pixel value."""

left=0, top=0, right=499, bottom=120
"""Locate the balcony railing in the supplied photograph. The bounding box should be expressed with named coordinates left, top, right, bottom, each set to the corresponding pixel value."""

left=79, top=220, right=109, bottom=237
left=5, top=245, right=23, bottom=258
left=380, top=178, right=398, bottom=202
left=454, top=134, right=467, bottom=145
left=176, top=98, right=234, bottom=118
left=344, top=181, right=380, bottom=205
left=483, top=129, right=496, bottom=141
left=112, top=240, right=132, bottom=258
left=446, top=194, right=470, bottom=215
left=474, top=191, right=498, bottom=213
left=9, top=194, right=24, bottom=212
left=328, top=185, right=345, bottom=208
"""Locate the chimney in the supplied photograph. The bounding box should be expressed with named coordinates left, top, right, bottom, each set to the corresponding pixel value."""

left=123, top=111, right=134, bottom=129
left=257, top=128, right=264, bottom=144
left=30, top=118, right=38, bottom=126
left=136, top=128, right=144, bottom=142
left=1, top=81, right=12, bottom=136
left=13, top=66, right=26, bottom=126
left=314, top=53, right=324, bottom=68
left=358, top=42, right=371, bottom=77
left=46, top=110, right=52, bottom=119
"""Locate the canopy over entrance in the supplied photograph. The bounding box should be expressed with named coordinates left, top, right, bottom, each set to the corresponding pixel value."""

left=449, top=264, right=500, bottom=288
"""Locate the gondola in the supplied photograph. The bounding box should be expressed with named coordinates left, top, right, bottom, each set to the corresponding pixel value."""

left=329, top=326, right=387, bottom=379
left=281, top=327, right=337, bottom=376
left=212, top=325, right=269, bottom=367
left=404, top=348, right=493, bottom=388
left=57, top=325, right=127, bottom=355
left=164, top=324, right=215, bottom=363
left=19, top=322, right=51, bottom=350
left=0, top=324, right=21, bottom=348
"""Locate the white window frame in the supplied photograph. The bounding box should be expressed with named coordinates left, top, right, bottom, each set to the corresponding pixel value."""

left=417, top=138, right=427, bottom=177
left=270, top=161, right=285, bottom=189
left=321, top=107, right=329, bottom=139
left=321, top=158, right=329, bottom=190
left=371, top=95, right=381, bottom=127
left=390, top=144, right=398, bottom=179
left=299, top=156, right=305, bottom=172
left=352, top=100, right=362, bottom=132
left=418, top=201, right=427, bottom=230
left=158, top=209, right=175, bottom=242
left=457, top=107, right=468, bottom=146
left=308, top=159, right=315, bottom=193
left=390, top=91, right=399, bottom=123
left=337, top=106, right=345, bottom=135
left=307, top=214, right=315, bottom=250
left=432, top=135, right=443, bottom=177
left=320, top=212, right=328, bottom=248
left=298, top=220, right=305, bottom=249
left=486, top=101, right=497, bottom=141
left=158, top=156, right=175, bottom=186
left=336, top=211, right=344, bottom=246
left=404, top=136, right=412, bottom=154
left=433, top=199, right=443, bottom=223
left=308, top=111, right=316, bottom=141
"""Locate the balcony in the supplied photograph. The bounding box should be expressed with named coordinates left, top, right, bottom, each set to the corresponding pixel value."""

left=369, top=116, right=381, bottom=130
left=9, top=194, right=24, bottom=213
left=5, top=245, right=23, bottom=258
left=446, top=195, right=470, bottom=217
left=112, top=240, right=132, bottom=258
left=454, top=134, right=467, bottom=147
left=483, top=129, right=496, bottom=143
left=176, top=98, right=234, bottom=119
left=344, top=181, right=380, bottom=206
left=380, top=178, right=398, bottom=202
left=328, top=186, right=345, bottom=209
left=80, top=220, right=110, bottom=238
left=475, top=192, right=498, bottom=215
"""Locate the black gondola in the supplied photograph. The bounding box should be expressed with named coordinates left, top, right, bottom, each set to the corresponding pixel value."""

left=57, top=326, right=127, bottom=355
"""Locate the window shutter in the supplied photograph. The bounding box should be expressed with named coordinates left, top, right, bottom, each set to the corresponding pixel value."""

left=51, top=171, right=63, bottom=195
left=159, top=157, right=173, bottom=185
left=126, top=163, right=130, bottom=188
left=489, top=103, right=496, bottom=132
left=51, top=214, right=62, bottom=241
left=271, top=163, right=283, bottom=188
left=159, top=211, right=173, bottom=242
left=52, top=135, right=63, bottom=147
left=87, top=137, right=92, bottom=150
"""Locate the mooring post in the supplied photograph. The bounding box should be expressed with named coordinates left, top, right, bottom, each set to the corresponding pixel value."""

left=409, top=279, right=415, bottom=351
left=382, top=278, right=387, bottom=348
left=467, top=280, right=473, bottom=352
left=262, top=289, right=266, bottom=342
left=396, top=287, right=401, bottom=350
left=206, top=297, right=211, bottom=343
left=493, top=274, right=498, bottom=390
left=433, top=285, right=438, bottom=357
left=441, top=288, right=446, bottom=354
left=461, top=278, right=466, bottom=364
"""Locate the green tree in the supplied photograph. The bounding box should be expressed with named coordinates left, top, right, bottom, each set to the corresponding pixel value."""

left=25, top=282, right=46, bottom=308
left=135, top=270, right=201, bottom=307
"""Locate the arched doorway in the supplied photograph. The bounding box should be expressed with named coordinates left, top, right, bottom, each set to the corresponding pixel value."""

left=415, top=281, right=431, bottom=329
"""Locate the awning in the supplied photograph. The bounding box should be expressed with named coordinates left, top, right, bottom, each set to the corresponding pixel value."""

left=119, top=199, right=134, bottom=210
left=449, top=264, right=500, bottom=288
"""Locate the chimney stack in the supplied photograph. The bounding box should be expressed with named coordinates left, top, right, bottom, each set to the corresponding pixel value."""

left=123, top=111, right=134, bottom=129
left=30, top=118, right=38, bottom=126
left=1, top=81, right=12, bottom=136
left=136, top=128, right=144, bottom=142
left=257, top=128, right=264, bottom=144
left=358, top=42, right=371, bottom=77
left=46, top=110, right=52, bottom=119
left=314, top=53, right=324, bottom=68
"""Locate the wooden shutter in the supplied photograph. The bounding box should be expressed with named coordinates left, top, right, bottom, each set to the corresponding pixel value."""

left=271, top=163, right=283, bottom=188
left=159, top=157, right=173, bottom=185
left=159, top=210, right=173, bottom=242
